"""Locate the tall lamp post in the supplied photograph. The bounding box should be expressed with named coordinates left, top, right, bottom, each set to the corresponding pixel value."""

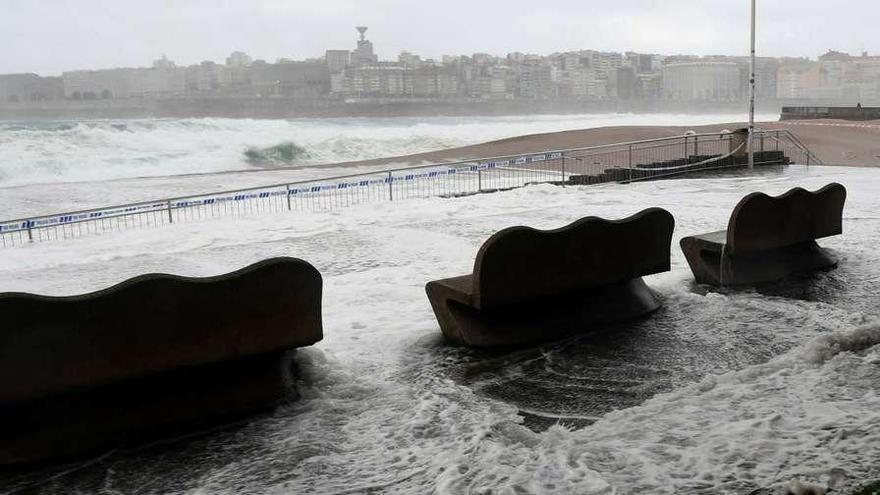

left=748, top=0, right=756, bottom=169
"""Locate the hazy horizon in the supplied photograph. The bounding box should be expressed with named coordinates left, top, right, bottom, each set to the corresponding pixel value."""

left=2, top=0, right=879, bottom=75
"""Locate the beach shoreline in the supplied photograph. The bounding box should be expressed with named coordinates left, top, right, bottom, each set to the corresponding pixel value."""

left=2, top=117, right=877, bottom=220
left=307, top=119, right=880, bottom=170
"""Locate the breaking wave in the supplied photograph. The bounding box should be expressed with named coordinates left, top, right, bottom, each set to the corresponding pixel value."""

left=0, top=113, right=775, bottom=187
left=243, top=141, right=310, bottom=166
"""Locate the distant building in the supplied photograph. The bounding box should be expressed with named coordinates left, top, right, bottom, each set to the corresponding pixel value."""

left=777, top=61, right=820, bottom=99
left=626, top=52, right=655, bottom=74
left=185, top=62, right=222, bottom=94
left=441, top=55, right=459, bottom=65
left=504, top=52, right=522, bottom=63
left=341, top=64, right=407, bottom=96
left=559, top=52, right=583, bottom=71
left=63, top=69, right=125, bottom=99
left=220, top=65, right=253, bottom=95
left=616, top=67, right=638, bottom=99
left=554, top=66, right=606, bottom=99
left=226, top=51, right=253, bottom=68
left=332, top=62, right=459, bottom=98
left=64, top=67, right=185, bottom=99
left=398, top=51, right=422, bottom=68
left=0, top=73, right=63, bottom=102
left=637, top=72, right=663, bottom=100
left=153, top=55, right=176, bottom=69
left=754, top=57, right=779, bottom=99
left=131, top=67, right=185, bottom=98
left=852, top=52, right=880, bottom=79
left=250, top=60, right=330, bottom=98
left=818, top=50, right=849, bottom=87
left=519, top=63, right=553, bottom=99
left=410, top=66, right=458, bottom=97
left=472, top=53, right=495, bottom=66
left=471, top=66, right=511, bottom=99
left=325, top=50, right=350, bottom=74
left=662, top=61, right=741, bottom=100
left=843, top=52, right=880, bottom=101
left=585, top=51, right=624, bottom=72
left=12, top=33, right=880, bottom=106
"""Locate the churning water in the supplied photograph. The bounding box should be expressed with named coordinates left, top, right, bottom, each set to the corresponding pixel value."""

left=0, top=113, right=774, bottom=188
left=0, top=163, right=879, bottom=494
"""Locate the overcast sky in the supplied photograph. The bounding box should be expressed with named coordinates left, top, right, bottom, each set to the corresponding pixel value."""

left=2, top=0, right=878, bottom=75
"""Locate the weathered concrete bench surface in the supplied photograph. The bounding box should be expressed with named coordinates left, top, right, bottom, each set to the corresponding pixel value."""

left=680, top=183, right=846, bottom=287
left=0, top=257, right=322, bottom=464
left=426, top=208, right=674, bottom=348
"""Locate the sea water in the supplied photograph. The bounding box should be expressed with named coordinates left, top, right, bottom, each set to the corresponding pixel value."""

left=0, top=113, right=777, bottom=187
left=0, top=113, right=776, bottom=219
left=0, top=164, right=878, bottom=494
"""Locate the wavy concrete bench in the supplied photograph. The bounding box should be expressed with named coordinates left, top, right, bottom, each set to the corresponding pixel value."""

left=425, top=208, right=674, bottom=348
left=0, top=257, right=322, bottom=465
left=680, top=183, right=846, bottom=287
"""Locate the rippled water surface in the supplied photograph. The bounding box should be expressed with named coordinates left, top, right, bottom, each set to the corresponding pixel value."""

left=1, top=165, right=879, bottom=494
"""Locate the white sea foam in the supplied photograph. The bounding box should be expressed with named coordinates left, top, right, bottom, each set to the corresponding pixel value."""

left=799, top=323, right=880, bottom=364
left=0, top=113, right=774, bottom=187
left=0, top=163, right=878, bottom=492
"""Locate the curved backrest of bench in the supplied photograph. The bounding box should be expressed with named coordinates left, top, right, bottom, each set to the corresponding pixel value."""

left=0, top=257, right=323, bottom=404
left=472, top=208, right=674, bottom=311
left=726, top=183, right=846, bottom=255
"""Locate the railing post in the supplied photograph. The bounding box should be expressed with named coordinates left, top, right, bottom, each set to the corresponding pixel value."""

left=4, top=133, right=806, bottom=248
left=628, top=144, right=633, bottom=182
left=561, top=155, right=566, bottom=186
left=387, top=171, right=393, bottom=201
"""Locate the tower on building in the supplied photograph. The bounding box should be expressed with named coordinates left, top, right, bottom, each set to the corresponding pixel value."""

left=352, top=26, right=378, bottom=65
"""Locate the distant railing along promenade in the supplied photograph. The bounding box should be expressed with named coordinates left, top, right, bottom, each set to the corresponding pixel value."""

left=0, top=129, right=817, bottom=248
left=781, top=105, right=880, bottom=121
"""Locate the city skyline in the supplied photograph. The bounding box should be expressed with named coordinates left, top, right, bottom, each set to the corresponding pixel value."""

left=2, top=0, right=879, bottom=76
left=0, top=29, right=871, bottom=80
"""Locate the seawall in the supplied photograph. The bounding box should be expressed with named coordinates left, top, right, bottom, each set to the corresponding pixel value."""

left=781, top=106, right=880, bottom=121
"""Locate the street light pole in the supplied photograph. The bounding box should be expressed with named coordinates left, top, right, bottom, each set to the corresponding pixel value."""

left=748, top=0, right=756, bottom=169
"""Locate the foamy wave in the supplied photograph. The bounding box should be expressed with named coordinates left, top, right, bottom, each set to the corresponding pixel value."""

left=0, top=118, right=489, bottom=185
left=561, top=322, right=880, bottom=492
left=283, top=322, right=880, bottom=493
left=430, top=322, right=880, bottom=493
left=799, top=323, right=880, bottom=364
left=243, top=141, right=310, bottom=165
left=0, top=113, right=776, bottom=186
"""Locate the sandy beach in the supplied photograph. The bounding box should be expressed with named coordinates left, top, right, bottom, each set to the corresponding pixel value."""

left=321, top=119, right=880, bottom=170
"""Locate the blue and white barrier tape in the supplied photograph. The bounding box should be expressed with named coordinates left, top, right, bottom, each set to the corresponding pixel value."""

left=0, top=152, right=562, bottom=234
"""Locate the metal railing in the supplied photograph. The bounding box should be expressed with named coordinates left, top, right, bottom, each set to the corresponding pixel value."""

left=0, top=129, right=813, bottom=248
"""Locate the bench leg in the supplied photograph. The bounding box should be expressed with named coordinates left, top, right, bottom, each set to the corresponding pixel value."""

left=429, top=278, right=663, bottom=348
left=682, top=240, right=838, bottom=288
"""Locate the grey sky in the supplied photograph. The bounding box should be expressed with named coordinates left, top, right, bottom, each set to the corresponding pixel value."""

left=3, top=0, right=878, bottom=75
